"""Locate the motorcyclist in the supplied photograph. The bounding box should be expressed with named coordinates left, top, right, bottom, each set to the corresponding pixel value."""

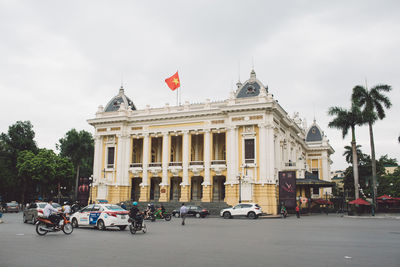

left=63, top=201, right=71, bottom=217
left=129, top=202, right=142, bottom=227
left=44, top=200, right=61, bottom=227
left=155, top=204, right=166, bottom=219
left=280, top=203, right=287, bottom=218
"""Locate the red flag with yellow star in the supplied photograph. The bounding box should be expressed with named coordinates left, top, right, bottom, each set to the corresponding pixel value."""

left=165, top=71, right=180, bottom=91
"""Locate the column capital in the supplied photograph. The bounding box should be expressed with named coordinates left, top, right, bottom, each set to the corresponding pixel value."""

left=162, top=131, right=169, bottom=137
left=204, top=128, right=211, bottom=133
left=182, top=130, right=189, bottom=135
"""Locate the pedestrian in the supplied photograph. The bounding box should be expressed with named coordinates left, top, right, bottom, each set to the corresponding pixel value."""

left=180, top=203, right=188, bottom=225
left=295, top=205, right=300, bottom=218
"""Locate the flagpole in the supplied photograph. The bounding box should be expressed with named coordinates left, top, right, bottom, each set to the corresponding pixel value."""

left=176, top=88, right=178, bottom=106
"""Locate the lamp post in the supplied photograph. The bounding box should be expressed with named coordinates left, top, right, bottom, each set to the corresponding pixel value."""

left=89, top=175, right=93, bottom=205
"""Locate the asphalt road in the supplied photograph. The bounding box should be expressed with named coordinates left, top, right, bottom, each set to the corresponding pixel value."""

left=1, top=212, right=399, bottom=267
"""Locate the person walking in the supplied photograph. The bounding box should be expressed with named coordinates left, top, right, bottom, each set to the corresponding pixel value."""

left=295, top=205, right=300, bottom=218
left=180, top=203, right=188, bottom=226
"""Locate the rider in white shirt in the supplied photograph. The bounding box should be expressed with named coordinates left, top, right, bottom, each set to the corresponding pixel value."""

left=63, top=202, right=71, bottom=217
left=44, top=200, right=60, bottom=226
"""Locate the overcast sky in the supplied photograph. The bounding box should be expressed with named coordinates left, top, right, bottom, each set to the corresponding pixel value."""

left=1, top=0, right=399, bottom=171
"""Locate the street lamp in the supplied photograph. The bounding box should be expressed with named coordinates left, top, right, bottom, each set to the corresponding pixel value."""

left=88, top=175, right=93, bottom=205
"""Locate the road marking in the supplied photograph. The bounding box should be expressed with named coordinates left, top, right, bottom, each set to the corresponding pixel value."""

left=344, top=256, right=352, bottom=259
left=16, top=233, right=25, bottom=236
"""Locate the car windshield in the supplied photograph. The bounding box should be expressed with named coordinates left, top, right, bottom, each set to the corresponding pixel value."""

left=38, top=204, right=46, bottom=208
left=52, top=203, right=61, bottom=208
left=104, top=205, right=124, bottom=211
left=7, top=203, right=18, bottom=207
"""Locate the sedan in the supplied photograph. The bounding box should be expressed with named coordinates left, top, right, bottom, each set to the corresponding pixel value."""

left=70, top=204, right=129, bottom=230
left=6, top=202, right=19, bottom=213
left=172, top=205, right=209, bottom=218
left=23, top=202, right=62, bottom=224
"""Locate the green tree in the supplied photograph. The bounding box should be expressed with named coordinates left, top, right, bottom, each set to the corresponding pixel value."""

left=16, top=150, right=36, bottom=204
left=57, top=129, right=93, bottom=200
left=0, top=121, right=38, bottom=202
left=54, top=156, right=74, bottom=202
left=343, top=144, right=363, bottom=164
left=328, top=104, right=363, bottom=199
left=352, top=84, right=392, bottom=207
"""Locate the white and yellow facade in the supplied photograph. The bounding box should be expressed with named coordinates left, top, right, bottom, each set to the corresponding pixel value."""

left=88, top=70, right=334, bottom=215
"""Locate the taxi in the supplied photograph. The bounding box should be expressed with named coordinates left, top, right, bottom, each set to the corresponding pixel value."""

left=70, top=204, right=129, bottom=230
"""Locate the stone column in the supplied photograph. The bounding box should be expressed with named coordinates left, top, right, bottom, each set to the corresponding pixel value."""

left=258, top=124, right=267, bottom=183
left=159, top=132, right=170, bottom=202
left=180, top=130, right=190, bottom=202
left=139, top=133, right=150, bottom=202
left=93, top=135, right=102, bottom=184
left=225, top=126, right=238, bottom=205
left=266, top=125, right=275, bottom=182
left=202, top=129, right=212, bottom=202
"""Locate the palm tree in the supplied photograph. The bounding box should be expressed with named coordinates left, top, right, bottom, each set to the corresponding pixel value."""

left=352, top=84, right=392, bottom=206
left=328, top=104, right=363, bottom=199
left=343, top=144, right=363, bottom=164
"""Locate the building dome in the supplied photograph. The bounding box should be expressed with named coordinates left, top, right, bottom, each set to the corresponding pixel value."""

left=104, top=86, right=136, bottom=112
left=306, top=122, right=323, bottom=142
left=235, top=69, right=268, bottom=98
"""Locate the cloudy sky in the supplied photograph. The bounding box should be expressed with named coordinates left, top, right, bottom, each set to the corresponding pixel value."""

left=1, top=0, right=399, bottom=171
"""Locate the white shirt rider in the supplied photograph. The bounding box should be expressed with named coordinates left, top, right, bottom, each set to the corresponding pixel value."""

left=63, top=204, right=71, bottom=214
left=43, top=202, right=58, bottom=218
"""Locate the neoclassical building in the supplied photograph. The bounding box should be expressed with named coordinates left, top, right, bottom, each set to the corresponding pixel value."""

left=88, top=70, right=334, bottom=214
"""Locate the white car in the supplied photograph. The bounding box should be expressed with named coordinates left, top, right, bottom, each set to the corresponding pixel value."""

left=70, top=204, right=129, bottom=230
left=220, top=203, right=262, bottom=219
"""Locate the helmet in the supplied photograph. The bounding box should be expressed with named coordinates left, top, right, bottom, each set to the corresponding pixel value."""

left=147, top=203, right=151, bottom=207
left=133, top=202, right=138, bottom=206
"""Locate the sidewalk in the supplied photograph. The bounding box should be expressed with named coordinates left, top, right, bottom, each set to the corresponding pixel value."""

left=345, top=213, right=400, bottom=219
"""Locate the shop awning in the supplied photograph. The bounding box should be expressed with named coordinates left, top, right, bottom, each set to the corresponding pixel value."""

left=312, top=198, right=333, bottom=205
left=296, top=178, right=335, bottom=188
left=349, top=198, right=371, bottom=205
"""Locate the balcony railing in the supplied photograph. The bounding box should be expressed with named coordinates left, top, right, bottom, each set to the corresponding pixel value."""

left=244, top=159, right=255, bottom=164
left=148, top=162, right=162, bottom=167
left=130, top=163, right=143, bottom=168
left=211, top=160, right=226, bottom=165
left=189, top=161, right=204, bottom=166
left=169, top=162, right=182, bottom=167
left=106, top=164, right=114, bottom=169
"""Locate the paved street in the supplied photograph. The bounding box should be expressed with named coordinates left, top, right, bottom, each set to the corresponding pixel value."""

left=1, top=212, right=400, bottom=267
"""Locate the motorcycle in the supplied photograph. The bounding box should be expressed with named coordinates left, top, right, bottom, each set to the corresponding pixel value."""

left=35, top=213, right=73, bottom=236
left=154, top=210, right=172, bottom=221
left=143, top=211, right=156, bottom=222
left=128, top=215, right=147, bottom=234
left=280, top=209, right=288, bottom=218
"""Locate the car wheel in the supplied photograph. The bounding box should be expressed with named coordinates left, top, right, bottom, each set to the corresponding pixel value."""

left=248, top=212, right=257, bottom=219
left=119, top=226, right=127, bottom=231
left=174, top=213, right=180, bottom=218
left=72, top=218, right=79, bottom=228
left=97, top=219, right=106, bottom=230
left=23, top=214, right=27, bottom=223
left=195, top=213, right=201, bottom=218
left=223, top=212, right=231, bottom=219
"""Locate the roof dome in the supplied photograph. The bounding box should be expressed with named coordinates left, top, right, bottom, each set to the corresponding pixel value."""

left=104, top=86, right=136, bottom=112
left=305, top=121, right=323, bottom=142
left=235, top=69, right=268, bottom=98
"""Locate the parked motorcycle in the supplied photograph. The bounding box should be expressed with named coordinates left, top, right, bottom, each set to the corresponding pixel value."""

left=128, top=216, right=147, bottom=234
left=35, top=213, right=73, bottom=236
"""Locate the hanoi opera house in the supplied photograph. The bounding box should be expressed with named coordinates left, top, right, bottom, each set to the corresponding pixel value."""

left=88, top=70, right=334, bottom=215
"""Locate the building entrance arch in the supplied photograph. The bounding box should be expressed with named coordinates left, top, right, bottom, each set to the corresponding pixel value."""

left=170, top=177, right=182, bottom=201
left=213, top=176, right=226, bottom=202
left=191, top=176, right=203, bottom=201
left=131, top=178, right=142, bottom=202
left=150, top=177, right=161, bottom=201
